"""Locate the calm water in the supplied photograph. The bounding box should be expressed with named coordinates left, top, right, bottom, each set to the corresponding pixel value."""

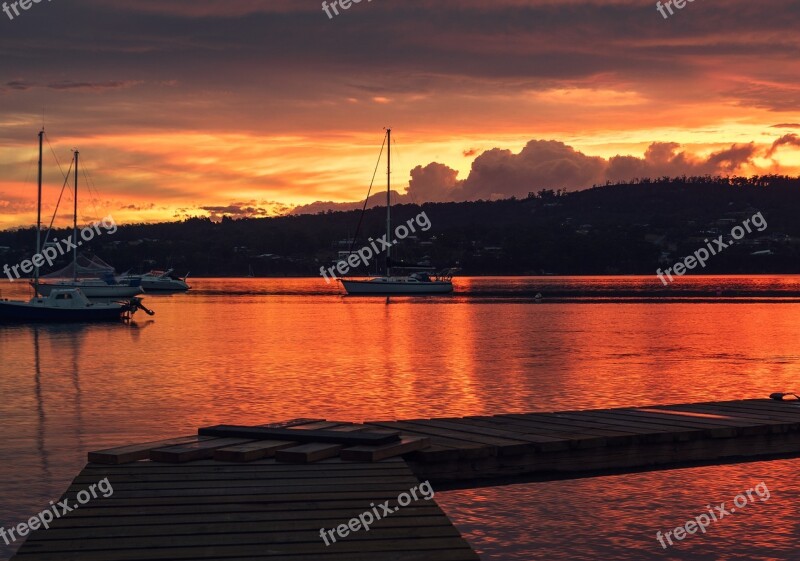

left=1, top=277, right=799, bottom=560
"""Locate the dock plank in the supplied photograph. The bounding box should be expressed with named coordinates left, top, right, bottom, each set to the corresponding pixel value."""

left=214, top=439, right=298, bottom=462
left=150, top=438, right=256, bottom=463
left=341, top=436, right=431, bottom=462
left=275, top=443, right=343, bottom=463
left=88, top=419, right=324, bottom=465
left=198, top=425, right=401, bottom=445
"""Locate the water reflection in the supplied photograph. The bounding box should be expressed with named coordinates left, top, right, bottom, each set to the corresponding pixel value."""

left=32, top=328, right=49, bottom=479
left=1, top=278, right=800, bottom=560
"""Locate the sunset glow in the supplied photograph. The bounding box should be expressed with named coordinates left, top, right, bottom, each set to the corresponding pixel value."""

left=1, top=0, right=799, bottom=228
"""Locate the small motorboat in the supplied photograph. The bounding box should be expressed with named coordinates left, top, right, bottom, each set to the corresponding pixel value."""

left=121, top=269, right=190, bottom=292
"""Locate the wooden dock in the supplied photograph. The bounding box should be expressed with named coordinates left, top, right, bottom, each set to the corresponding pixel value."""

left=11, top=399, right=800, bottom=560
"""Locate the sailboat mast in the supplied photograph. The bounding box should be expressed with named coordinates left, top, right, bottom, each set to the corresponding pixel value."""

left=34, top=130, right=43, bottom=293
left=386, top=128, right=391, bottom=277
left=73, top=150, right=79, bottom=282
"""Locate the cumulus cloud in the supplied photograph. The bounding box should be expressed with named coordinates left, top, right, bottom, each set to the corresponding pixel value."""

left=292, top=138, right=769, bottom=213
left=408, top=140, right=760, bottom=202
left=607, top=142, right=758, bottom=180
left=403, top=140, right=759, bottom=204
left=407, top=163, right=461, bottom=203
left=459, top=141, right=607, bottom=200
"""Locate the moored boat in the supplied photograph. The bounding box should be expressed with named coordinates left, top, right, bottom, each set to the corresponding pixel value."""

left=120, top=269, right=190, bottom=292
left=341, top=128, right=455, bottom=296
left=341, top=272, right=454, bottom=295
left=0, top=288, right=145, bottom=322
left=0, top=130, right=153, bottom=323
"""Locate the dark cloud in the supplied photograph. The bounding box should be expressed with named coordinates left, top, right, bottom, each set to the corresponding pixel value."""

left=121, top=203, right=156, bottom=211
left=608, top=142, right=758, bottom=180
left=767, top=134, right=800, bottom=157
left=200, top=201, right=291, bottom=221
left=407, top=163, right=461, bottom=203
left=2, top=80, right=141, bottom=93
left=459, top=141, right=607, bottom=199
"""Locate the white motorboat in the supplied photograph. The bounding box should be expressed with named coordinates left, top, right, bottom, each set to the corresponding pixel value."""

left=36, top=277, right=144, bottom=299
left=121, top=269, right=190, bottom=292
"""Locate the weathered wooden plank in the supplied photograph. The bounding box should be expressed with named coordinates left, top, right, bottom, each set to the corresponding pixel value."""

left=371, top=420, right=515, bottom=454
left=87, top=419, right=324, bottom=465
left=481, top=413, right=693, bottom=444
left=198, top=425, right=400, bottom=445
left=657, top=403, right=800, bottom=429
left=88, top=436, right=210, bottom=465
left=678, top=401, right=800, bottom=422
left=213, top=439, right=298, bottom=462
left=11, top=537, right=478, bottom=560
left=424, top=418, right=573, bottom=444
left=149, top=438, right=257, bottom=463
left=28, top=508, right=450, bottom=541
left=341, top=436, right=431, bottom=462
left=571, top=410, right=739, bottom=438
left=366, top=422, right=495, bottom=458
left=20, top=524, right=463, bottom=551
left=67, top=475, right=423, bottom=493
left=34, top=505, right=444, bottom=528
left=203, top=421, right=349, bottom=463
left=275, top=443, right=343, bottom=463
left=486, top=415, right=638, bottom=445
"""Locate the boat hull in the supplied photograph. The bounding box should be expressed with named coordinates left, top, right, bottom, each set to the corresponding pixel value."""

left=139, top=279, right=190, bottom=292
left=0, top=300, right=125, bottom=322
left=341, top=279, right=453, bottom=295
left=37, top=282, right=143, bottom=299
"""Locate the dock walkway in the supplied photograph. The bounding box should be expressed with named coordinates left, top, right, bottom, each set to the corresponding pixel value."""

left=11, top=399, right=800, bottom=560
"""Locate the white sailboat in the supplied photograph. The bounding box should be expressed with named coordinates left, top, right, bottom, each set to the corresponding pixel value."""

left=36, top=150, right=143, bottom=299
left=340, top=129, right=454, bottom=295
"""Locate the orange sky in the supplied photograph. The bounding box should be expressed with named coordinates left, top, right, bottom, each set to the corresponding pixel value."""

left=1, top=0, right=799, bottom=228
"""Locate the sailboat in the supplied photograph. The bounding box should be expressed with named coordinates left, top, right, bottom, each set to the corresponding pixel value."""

left=0, top=130, right=152, bottom=322
left=36, top=149, right=144, bottom=299
left=340, top=129, right=454, bottom=295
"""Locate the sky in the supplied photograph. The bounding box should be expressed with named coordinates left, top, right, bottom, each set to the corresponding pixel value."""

left=1, top=0, right=799, bottom=228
